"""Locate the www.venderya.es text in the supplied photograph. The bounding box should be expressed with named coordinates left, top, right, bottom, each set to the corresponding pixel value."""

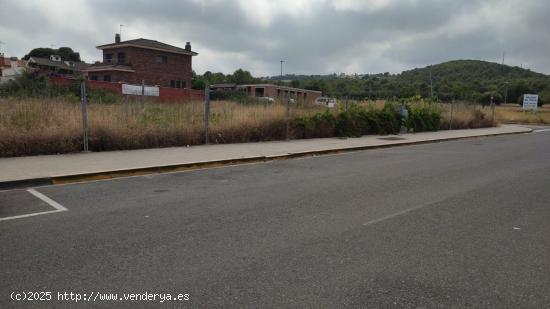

left=10, top=291, right=190, bottom=303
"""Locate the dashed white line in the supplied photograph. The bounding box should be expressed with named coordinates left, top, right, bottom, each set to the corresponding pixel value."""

left=0, top=188, right=67, bottom=222
left=363, top=203, right=436, bottom=227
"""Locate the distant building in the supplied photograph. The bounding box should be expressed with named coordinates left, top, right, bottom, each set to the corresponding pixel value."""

left=27, top=55, right=89, bottom=77
left=0, top=54, right=27, bottom=82
left=84, top=34, right=198, bottom=88
left=210, top=83, right=322, bottom=103
left=210, top=83, right=237, bottom=92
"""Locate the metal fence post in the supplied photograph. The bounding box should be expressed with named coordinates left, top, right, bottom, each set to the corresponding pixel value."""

left=286, top=92, right=291, bottom=140
left=345, top=96, right=349, bottom=112
left=449, top=101, right=453, bottom=130
left=140, top=79, right=145, bottom=110
left=80, top=81, right=89, bottom=152
left=491, top=96, right=496, bottom=123
left=204, top=84, right=210, bottom=144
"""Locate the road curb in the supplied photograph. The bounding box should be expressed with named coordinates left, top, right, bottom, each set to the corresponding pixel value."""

left=0, top=128, right=532, bottom=190
left=0, top=177, right=53, bottom=190
left=50, top=156, right=268, bottom=185
left=267, top=129, right=532, bottom=160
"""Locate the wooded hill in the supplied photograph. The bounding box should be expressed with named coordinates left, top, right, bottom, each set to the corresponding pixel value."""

left=268, top=60, right=550, bottom=104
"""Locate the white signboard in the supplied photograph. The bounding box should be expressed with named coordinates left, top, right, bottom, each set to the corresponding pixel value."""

left=122, top=84, right=159, bottom=97
left=523, top=94, right=538, bottom=110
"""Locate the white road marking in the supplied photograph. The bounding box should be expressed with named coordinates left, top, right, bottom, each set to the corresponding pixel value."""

left=26, top=188, right=67, bottom=211
left=0, top=189, right=67, bottom=222
left=363, top=204, right=431, bottom=227
left=534, top=128, right=550, bottom=133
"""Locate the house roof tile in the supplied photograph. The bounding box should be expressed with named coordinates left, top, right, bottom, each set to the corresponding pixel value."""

left=28, top=57, right=89, bottom=71
left=83, top=64, right=135, bottom=72
left=97, top=38, right=198, bottom=56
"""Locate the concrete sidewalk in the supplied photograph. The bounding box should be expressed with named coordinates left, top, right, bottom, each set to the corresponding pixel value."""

left=0, top=125, right=531, bottom=188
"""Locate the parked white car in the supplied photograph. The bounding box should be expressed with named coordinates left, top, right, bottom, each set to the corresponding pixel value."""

left=258, top=97, right=275, bottom=103
left=315, top=97, right=337, bottom=108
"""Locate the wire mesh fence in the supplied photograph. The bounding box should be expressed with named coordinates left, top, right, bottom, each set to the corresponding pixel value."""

left=4, top=89, right=541, bottom=157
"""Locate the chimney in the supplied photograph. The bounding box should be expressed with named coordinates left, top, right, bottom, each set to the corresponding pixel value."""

left=185, top=42, right=191, bottom=51
left=115, top=33, right=121, bottom=43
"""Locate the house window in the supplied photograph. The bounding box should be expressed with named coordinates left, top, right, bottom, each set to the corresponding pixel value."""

left=182, top=81, right=187, bottom=89
left=117, top=52, right=125, bottom=64
left=156, top=55, right=168, bottom=64
left=171, top=80, right=185, bottom=88
left=103, top=75, right=111, bottom=82
left=90, top=75, right=98, bottom=81
left=104, top=54, right=113, bottom=63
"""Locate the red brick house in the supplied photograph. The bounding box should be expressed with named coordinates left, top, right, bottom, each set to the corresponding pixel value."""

left=85, top=34, right=198, bottom=88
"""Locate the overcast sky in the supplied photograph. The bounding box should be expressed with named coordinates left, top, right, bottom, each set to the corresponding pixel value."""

left=1, top=0, right=549, bottom=76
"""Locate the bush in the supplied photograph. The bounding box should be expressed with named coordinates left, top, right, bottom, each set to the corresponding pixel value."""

left=406, top=104, right=441, bottom=132
left=468, top=109, right=494, bottom=128
left=0, top=71, right=124, bottom=104
left=0, top=70, right=50, bottom=97
left=294, top=110, right=336, bottom=138
left=294, top=102, right=438, bottom=139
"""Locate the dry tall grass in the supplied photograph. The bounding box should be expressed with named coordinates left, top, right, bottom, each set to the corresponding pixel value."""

left=0, top=98, right=325, bottom=156
left=439, top=102, right=496, bottom=129
left=0, top=98, right=498, bottom=157
left=495, top=104, right=550, bottom=124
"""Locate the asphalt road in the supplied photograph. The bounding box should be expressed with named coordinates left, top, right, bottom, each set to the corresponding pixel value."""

left=1, top=130, right=550, bottom=308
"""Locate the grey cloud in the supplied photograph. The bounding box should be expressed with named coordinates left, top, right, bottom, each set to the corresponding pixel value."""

left=1, top=0, right=549, bottom=75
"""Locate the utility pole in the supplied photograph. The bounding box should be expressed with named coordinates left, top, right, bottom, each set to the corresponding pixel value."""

left=119, top=24, right=125, bottom=38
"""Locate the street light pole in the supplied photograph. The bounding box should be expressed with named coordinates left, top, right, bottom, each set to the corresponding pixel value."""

left=280, top=60, right=284, bottom=82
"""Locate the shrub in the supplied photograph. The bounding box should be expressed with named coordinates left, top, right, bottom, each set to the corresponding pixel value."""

left=0, top=70, right=50, bottom=97
left=335, top=109, right=362, bottom=137
left=406, top=104, right=441, bottom=132
left=297, top=103, right=429, bottom=138
left=294, top=110, right=336, bottom=138
left=468, top=109, right=493, bottom=128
